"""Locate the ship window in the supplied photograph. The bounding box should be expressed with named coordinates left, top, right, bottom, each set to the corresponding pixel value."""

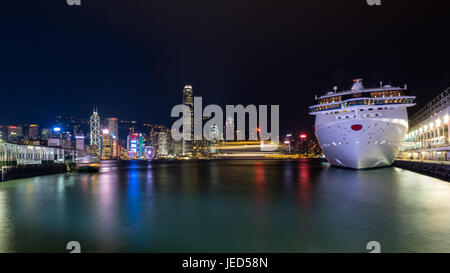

left=370, top=90, right=404, bottom=98
left=368, top=108, right=373, bottom=111
left=360, top=109, right=364, bottom=111
left=377, top=107, right=383, bottom=110
left=346, top=116, right=349, bottom=119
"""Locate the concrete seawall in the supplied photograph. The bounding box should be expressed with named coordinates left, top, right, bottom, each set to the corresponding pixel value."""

left=0, top=164, right=67, bottom=182
left=393, top=160, right=450, bottom=182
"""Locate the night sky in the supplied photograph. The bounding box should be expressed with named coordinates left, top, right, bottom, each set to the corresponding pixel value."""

left=1, top=0, right=449, bottom=135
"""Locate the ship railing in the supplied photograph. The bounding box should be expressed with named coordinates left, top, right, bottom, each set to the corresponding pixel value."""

left=310, top=96, right=415, bottom=113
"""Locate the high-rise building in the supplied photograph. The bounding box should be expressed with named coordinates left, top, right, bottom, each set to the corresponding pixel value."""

left=75, top=135, right=85, bottom=151
left=106, top=117, right=119, bottom=139
left=41, top=128, right=50, bottom=140
left=158, top=132, right=168, bottom=157
left=112, top=136, right=118, bottom=158
left=90, top=106, right=101, bottom=156
left=127, top=132, right=143, bottom=159
left=7, top=126, right=23, bottom=142
left=182, top=84, right=194, bottom=155
left=28, top=124, right=39, bottom=139
left=210, top=124, right=219, bottom=154
left=102, top=128, right=112, bottom=159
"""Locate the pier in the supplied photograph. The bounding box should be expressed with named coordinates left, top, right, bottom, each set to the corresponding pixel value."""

left=395, top=87, right=449, bottom=181
left=400, top=87, right=449, bottom=161
left=393, top=160, right=450, bottom=181
left=0, top=141, right=83, bottom=182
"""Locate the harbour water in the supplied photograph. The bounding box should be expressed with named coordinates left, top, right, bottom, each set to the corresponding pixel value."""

left=1, top=159, right=450, bottom=253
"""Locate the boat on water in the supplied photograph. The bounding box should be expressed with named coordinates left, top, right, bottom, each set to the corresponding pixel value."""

left=309, top=79, right=416, bottom=169
left=74, top=155, right=100, bottom=172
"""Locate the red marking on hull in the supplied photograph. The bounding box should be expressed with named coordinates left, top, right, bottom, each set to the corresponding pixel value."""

left=351, top=124, right=363, bottom=131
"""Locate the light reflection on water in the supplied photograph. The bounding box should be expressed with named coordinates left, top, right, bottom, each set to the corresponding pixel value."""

left=0, top=159, right=449, bottom=253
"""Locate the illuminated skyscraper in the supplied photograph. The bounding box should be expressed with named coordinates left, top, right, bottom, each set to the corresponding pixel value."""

left=75, top=135, right=85, bottom=151
left=102, top=128, right=112, bottom=159
left=158, top=131, right=168, bottom=157
left=7, top=125, right=23, bottom=142
left=90, top=106, right=101, bottom=156
left=182, top=84, right=194, bottom=155
left=106, top=117, right=119, bottom=139
left=127, top=132, right=143, bottom=159
left=210, top=124, right=219, bottom=154
left=28, top=124, right=39, bottom=139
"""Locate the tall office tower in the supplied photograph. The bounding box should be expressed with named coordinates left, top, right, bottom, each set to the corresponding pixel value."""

left=75, top=135, right=85, bottom=151
left=106, top=117, right=119, bottom=139
left=158, top=132, right=168, bottom=157
left=210, top=124, right=219, bottom=154
left=41, top=128, right=50, bottom=140
left=28, top=124, right=39, bottom=139
left=7, top=125, right=23, bottom=142
left=112, top=136, right=118, bottom=158
left=127, top=132, right=143, bottom=159
left=225, top=115, right=235, bottom=140
left=102, top=129, right=112, bottom=159
left=90, top=106, right=101, bottom=156
left=182, top=84, right=194, bottom=155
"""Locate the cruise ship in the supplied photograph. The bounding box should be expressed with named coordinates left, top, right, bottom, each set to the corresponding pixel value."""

left=309, top=79, right=416, bottom=169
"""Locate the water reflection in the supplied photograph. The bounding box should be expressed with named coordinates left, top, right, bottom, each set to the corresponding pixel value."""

left=0, top=160, right=449, bottom=252
left=0, top=191, right=11, bottom=252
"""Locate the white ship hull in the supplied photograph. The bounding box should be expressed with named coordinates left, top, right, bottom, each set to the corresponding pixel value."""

left=315, top=117, right=408, bottom=169
left=309, top=79, right=415, bottom=169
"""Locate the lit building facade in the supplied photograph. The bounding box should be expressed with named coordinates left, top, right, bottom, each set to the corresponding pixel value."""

left=28, top=124, right=39, bottom=139
left=127, top=133, right=143, bottom=159
left=210, top=124, right=220, bottom=154
left=144, top=146, right=154, bottom=159
left=112, top=136, right=118, bottom=158
left=182, top=84, right=194, bottom=155
left=401, top=88, right=449, bottom=160
left=7, top=126, right=23, bottom=142
left=158, top=131, right=168, bottom=157
left=90, top=107, right=101, bottom=156
left=75, top=135, right=85, bottom=151
left=102, top=129, right=112, bottom=159
left=106, top=117, right=119, bottom=139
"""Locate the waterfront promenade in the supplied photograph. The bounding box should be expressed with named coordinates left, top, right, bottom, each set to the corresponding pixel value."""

left=0, top=141, right=83, bottom=182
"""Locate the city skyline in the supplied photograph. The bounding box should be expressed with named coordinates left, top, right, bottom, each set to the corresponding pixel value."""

left=1, top=1, right=448, bottom=135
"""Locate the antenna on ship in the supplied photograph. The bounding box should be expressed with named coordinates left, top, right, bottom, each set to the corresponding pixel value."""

left=333, top=86, right=337, bottom=93
left=380, top=81, right=383, bottom=88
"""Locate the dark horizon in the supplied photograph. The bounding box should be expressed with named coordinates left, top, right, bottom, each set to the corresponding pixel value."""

left=1, top=0, right=449, bottom=136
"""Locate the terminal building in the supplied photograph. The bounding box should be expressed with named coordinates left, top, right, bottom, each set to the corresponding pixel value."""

left=401, top=87, right=449, bottom=161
